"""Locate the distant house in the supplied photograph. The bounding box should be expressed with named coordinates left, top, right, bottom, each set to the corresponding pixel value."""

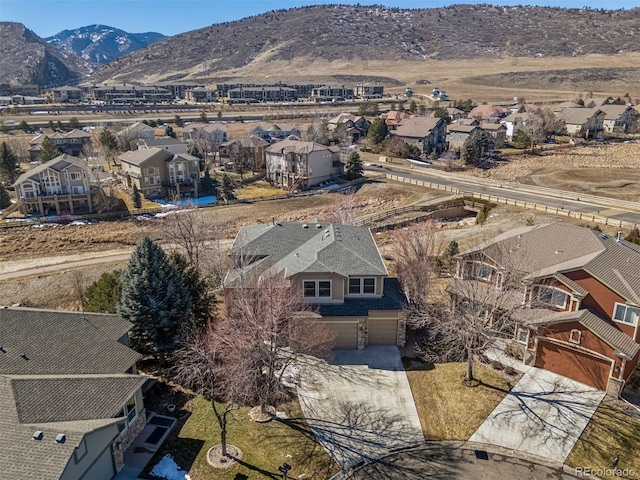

left=393, top=117, right=448, bottom=155
left=28, top=130, right=91, bottom=161
left=51, top=86, right=85, bottom=103
left=557, top=107, right=605, bottom=138
left=265, top=139, right=341, bottom=192
left=118, top=147, right=201, bottom=199
left=469, top=104, right=510, bottom=122
left=381, top=110, right=415, bottom=130
left=327, top=113, right=371, bottom=143
left=584, top=97, right=611, bottom=108
left=138, top=136, right=189, bottom=155
left=446, top=107, right=466, bottom=121
left=218, top=135, right=269, bottom=171
left=226, top=221, right=408, bottom=349
left=598, top=104, right=638, bottom=133
left=446, top=124, right=479, bottom=150
left=354, top=83, right=384, bottom=99
left=182, top=122, right=228, bottom=145
left=117, top=122, right=156, bottom=150
left=185, top=87, right=217, bottom=103
left=310, top=84, right=354, bottom=102
left=480, top=122, right=507, bottom=148
left=13, top=153, right=93, bottom=216
left=251, top=123, right=301, bottom=143
left=0, top=307, right=148, bottom=479
left=500, top=111, right=539, bottom=140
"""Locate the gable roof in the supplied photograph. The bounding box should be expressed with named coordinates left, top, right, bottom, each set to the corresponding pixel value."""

left=395, top=117, right=443, bottom=138
left=266, top=139, right=339, bottom=154
left=219, top=135, right=269, bottom=148
left=119, top=147, right=172, bottom=166
left=142, top=136, right=188, bottom=147
left=29, top=129, right=90, bottom=146
left=226, top=221, right=387, bottom=286
left=118, top=121, right=155, bottom=135
left=13, top=154, right=87, bottom=187
left=558, top=107, right=604, bottom=125
left=447, top=124, right=478, bottom=134
left=598, top=104, right=633, bottom=120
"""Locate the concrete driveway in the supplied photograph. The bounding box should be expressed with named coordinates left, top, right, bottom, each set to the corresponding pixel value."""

left=297, top=347, right=424, bottom=469
left=469, top=368, right=605, bottom=463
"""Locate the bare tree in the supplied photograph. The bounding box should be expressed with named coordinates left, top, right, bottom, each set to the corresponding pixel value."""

left=162, top=208, right=207, bottom=266
left=521, top=114, right=545, bottom=152
left=70, top=270, right=86, bottom=311
left=327, top=189, right=360, bottom=225
left=221, top=270, right=335, bottom=413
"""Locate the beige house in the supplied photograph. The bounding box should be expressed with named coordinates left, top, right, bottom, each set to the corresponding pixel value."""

left=598, top=104, right=639, bottom=133
left=480, top=122, right=507, bottom=148
left=0, top=307, right=149, bottom=479
left=218, top=135, right=269, bottom=171
left=393, top=117, right=448, bottom=155
left=13, top=154, right=93, bottom=216
left=118, top=122, right=156, bottom=151
left=119, top=147, right=201, bottom=199
left=28, top=130, right=92, bottom=161
left=557, top=107, right=605, bottom=138
left=265, top=139, right=342, bottom=192
left=226, top=221, right=408, bottom=349
left=446, top=124, right=479, bottom=150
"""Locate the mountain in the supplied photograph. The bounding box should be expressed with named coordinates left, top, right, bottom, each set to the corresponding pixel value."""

left=0, top=22, right=94, bottom=88
left=45, top=25, right=166, bottom=64
left=89, top=4, right=640, bottom=84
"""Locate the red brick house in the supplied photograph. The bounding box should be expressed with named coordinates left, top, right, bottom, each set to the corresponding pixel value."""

left=451, top=223, right=640, bottom=396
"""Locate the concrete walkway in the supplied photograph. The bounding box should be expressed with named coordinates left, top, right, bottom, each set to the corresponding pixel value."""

left=469, top=368, right=605, bottom=463
left=484, top=339, right=532, bottom=374
left=297, top=347, right=424, bottom=469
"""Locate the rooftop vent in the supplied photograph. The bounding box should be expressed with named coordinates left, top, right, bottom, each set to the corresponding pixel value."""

left=302, top=224, right=308, bottom=229
left=32, top=431, right=43, bottom=441
left=617, top=231, right=623, bottom=242
left=55, top=434, right=66, bottom=444
left=20, top=354, right=29, bottom=361
left=0, top=346, right=5, bottom=353
left=554, top=249, right=563, bottom=254
left=316, top=224, right=322, bottom=229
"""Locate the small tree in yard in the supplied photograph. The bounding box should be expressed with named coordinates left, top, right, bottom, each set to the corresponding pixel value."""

left=68, top=117, right=81, bottom=130
left=173, top=115, right=183, bottom=127
left=84, top=270, right=122, bottom=313
left=220, top=173, right=235, bottom=204
left=18, top=120, right=30, bottom=132
left=169, top=251, right=214, bottom=330
left=400, top=142, right=422, bottom=160
left=132, top=184, right=142, bottom=209
left=117, top=237, right=191, bottom=357
left=461, top=129, right=492, bottom=165
left=200, top=170, right=219, bottom=196
left=0, top=141, right=20, bottom=185
left=625, top=227, right=640, bottom=246
left=0, top=183, right=11, bottom=208
left=99, top=128, right=119, bottom=167
left=345, top=151, right=363, bottom=180
left=367, top=118, right=388, bottom=145
left=512, top=130, right=531, bottom=150
left=39, top=136, right=60, bottom=163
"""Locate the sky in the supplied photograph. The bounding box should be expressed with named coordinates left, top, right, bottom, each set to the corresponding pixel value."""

left=1, top=0, right=637, bottom=38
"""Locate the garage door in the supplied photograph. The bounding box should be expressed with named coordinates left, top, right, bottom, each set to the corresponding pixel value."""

left=329, top=322, right=358, bottom=349
left=535, top=341, right=612, bottom=391
left=368, top=318, right=398, bottom=346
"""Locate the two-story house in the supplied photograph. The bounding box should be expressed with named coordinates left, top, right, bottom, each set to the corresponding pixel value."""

left=251, top=123, right=301, bottom=143
left=138, top=136, right=189, bottom=155
left=393, top=117, right=447, bottom=156
left=0, top=307, right=149, bottom=479
left=557, top=107, right=605, bottom=138
left=265, top=139, right=342, bottom=192
left=117, top=122, right=156, bottom=151
left=118, top=147, right=201, bottom=199
left=500, top=111, right=539, bottom=140
left=182, top=123, right=228, bottom=145
left=13, top=154, right=93, bottom=216
left=218, top=135, right=269, bottom=171
left=598, top=104, right=639, bottom=133
left=29, top=130, right=92, bottom=161
left=451, top=223, right=640, bottom=396
left=327, top=113, right=371, bottom=143
left=446, top=124, right=479, bottom=150
left=225, top=221, right=408, bottom=349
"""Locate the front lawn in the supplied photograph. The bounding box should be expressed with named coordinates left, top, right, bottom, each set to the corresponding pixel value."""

left=143, top=396, right=338, bottom=480
left=235, top=181, right=285, bottom=200
left=406, top=361, right=511, bottom=440
left=566, top=404, right=640, bottom=480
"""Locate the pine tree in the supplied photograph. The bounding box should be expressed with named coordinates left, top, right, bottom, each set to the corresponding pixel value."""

left=68, top=117, right=81, bottom=129
left=18, top=120, right=30, bottom=132
left=220, top=173, right=235, bottom=203
left=168, top=252, right=214, bottom=329
left=0, top=183, right=11, bottom=209
left=117, top=237, right=191, bottom=355
left=132, top=184, right=142, bottom=209
left=200, top=170, right=219, bottom=196
left=367, top=118, right=388, bottom=145
left=345, top=151, right=364, bottom=180
left=99, top=128, right=119, bottom=166
left=461, top=129, right=492, bottom=165
left=84, top=270, right=122, bottom=313
left=0, top=142, right=20, bottom=184
left=39, top=136, right=60, bottom=163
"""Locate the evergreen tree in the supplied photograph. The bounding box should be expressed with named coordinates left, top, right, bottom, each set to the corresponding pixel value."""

left=165, top=126, right=176, bottom=138
left=173, top=115, right=183, bottom=127
left=625, top=227, right=640, bottom=246
left=199, top=111, right=208, bottom=123
left=367, top=118, right=388, bottom=145
left=0, top=183, right=11, bottom=209
left=345, top=151, right=364, bottom=180
left=117, top=237, right=191, bottom=355
left=0, top=142, right=20, bottom=184
left=200, top=170, right=219, bottom=196
left=220, top=173, right=235, bottom=203
left=99, top=128, right=119, bottom=166
left=408, top=100, right=417, bottom=114
left=68, top=117, right=81, bottom=129
left=512, top=130, right=532, bottom=150
left=132, top=184, right=142, bottom=209
left=18, top=120, right=30, bottom=132
left=48, top=120, right=54, bottom=130
left=461, top=129, right=492, bottom=165
left=400, top=143, right=422, bottom=160
left=168, top=252, right=214, bottom=329
left=56, top=120, right=64, bottom=131
left=84, top=270, right=122, bottom=313
left=39, top=136, right=60, bottom=163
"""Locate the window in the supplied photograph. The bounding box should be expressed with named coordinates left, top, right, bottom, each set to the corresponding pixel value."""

left=516, top=327, right=528, bottom=344
left=115, top=394, right=138, bottom=432
left=613, top=303, right=640, bottom=325
left=569, top=329, right=581, bottom=344
left=303, top=280, right=331, bottom=298
left=471, top=262, right=493, bottom=280
left=349, top=277, right=376, bottom=295
left=538, top=286, right=568, bottom=308
left=69, top=172, right=81, bottom=180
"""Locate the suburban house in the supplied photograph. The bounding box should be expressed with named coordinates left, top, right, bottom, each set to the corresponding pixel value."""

left=327, top=113, right=371, bottom=142
left=218, top=135, right=269, bottom=171
left=557, top=107, right=605, bottom=138
left=446, top=107, right=466, bottom=121
left=479, top=122, right=507, bottom=148
left=137, top=136, right=189, bottom=155
left=265, top=139, right=342, bottom=192
left=51, top=86, right=85, bottom=103
left=28, top=130, right=92, bottom=161
left=182, top=122, right=228, bottom=144
left=500, top=111, right=539, bottom=140
left=251, top=123, right=301, bottom=143
left=450, top=223, right=640, bottom=395
left=13, top=154, right=93, bottom=216
left=118, top=122, right=156, bottom=150
left=598, top=104, right=638, bottom=133
left=0, top=307, right=148, bottom=479
left=381, top=110, right=415, bottom=130
left=446, top=124, right=479, bottom=150
left=393, top=117, right=448, bottom=156
left=118, top=147, right=201, bottom=199
left=225, top=221, right=409, bottom=349
left=468, top=104, right=510, bottom=122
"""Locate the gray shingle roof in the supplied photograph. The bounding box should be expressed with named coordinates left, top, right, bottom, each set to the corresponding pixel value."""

left=119, top=147, right=172, bottom=166
left=395, top=117, right=443, bottom=138
left=266, top=139, right=339, bottom=154
left=558, top=107, right=603, bottom=125
left=13, top=154, right=87, bottom=187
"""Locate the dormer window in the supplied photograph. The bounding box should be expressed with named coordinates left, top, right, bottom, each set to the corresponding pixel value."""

left=303, top=280, right=331, bottom=299
left=569, top=329, right=581, bottom=344
left=613, top=303, right=640, bottom=326
left=471, top=262, right=493, bottom=281
left=538, top=286, right=568, bottom=309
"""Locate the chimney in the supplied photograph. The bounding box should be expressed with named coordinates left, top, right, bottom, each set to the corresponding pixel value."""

left=617, top=231, right=623, bottom=242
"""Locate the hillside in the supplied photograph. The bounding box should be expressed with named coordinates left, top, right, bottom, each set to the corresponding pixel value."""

left=0, top=22, right=94, bottom=87
left=89, top=4, right=640, bottom=84
left=45, top=25, right=166, bottom=64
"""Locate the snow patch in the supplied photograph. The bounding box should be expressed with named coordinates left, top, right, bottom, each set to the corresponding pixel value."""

left=150, top=454, right=189, bottom=480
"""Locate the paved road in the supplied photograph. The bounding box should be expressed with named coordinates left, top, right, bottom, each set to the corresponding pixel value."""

left=371, top=165, right=640, bottom=225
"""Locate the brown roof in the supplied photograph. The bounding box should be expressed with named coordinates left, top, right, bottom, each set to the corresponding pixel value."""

left=558, top=107, right=604, bottom=125
left=395, top=117, right=443, bottom=138
left=598, top=104, right=633, bottom=120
